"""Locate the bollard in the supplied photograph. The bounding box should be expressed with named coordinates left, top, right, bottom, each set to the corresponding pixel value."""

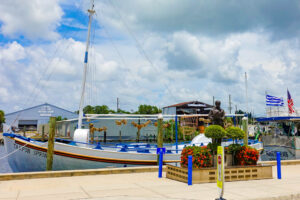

left=188, top=155, right=193, bottom=185
left=277, top=152, right=281, bottom=179
left=158, top=151, right=163, bottom=178
left=157, top=147, right=165, bottom=178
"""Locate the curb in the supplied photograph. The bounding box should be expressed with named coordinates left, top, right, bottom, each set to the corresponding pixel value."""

left=0, top=166, right=164, bottom=181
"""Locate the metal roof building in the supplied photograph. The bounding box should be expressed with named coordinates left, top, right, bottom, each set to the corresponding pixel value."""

left=5, top=103, right=78, bottom=131
left=162, top=101, right=213, bottom=115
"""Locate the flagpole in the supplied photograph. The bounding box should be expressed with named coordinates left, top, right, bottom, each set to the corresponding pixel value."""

left=287, top=88, right=290, bottom=116
left=265, top=91, right=269, bottom=117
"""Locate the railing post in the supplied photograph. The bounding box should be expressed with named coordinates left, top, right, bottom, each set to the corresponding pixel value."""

left=277, top=152, right=281, bottom=179
left=188, top=155, right=193, bottom=185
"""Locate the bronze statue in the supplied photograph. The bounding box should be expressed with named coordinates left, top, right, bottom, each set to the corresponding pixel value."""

left=208, top=100, right=225, bottom=127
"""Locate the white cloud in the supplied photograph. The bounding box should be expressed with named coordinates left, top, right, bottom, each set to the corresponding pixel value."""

left=0, top=87, right=9, bottom=103
left=2, top=1, right=300, bottom=117
left=0, top=0, right=63, bottom=40
left=0, top=41, right=26, bottom=61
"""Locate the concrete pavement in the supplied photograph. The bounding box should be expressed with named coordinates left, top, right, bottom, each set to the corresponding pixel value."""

left=0, top=165, right=300, bottom=200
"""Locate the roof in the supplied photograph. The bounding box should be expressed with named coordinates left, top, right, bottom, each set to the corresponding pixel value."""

left=163, top=101, right=213, bottom=108
left=256, top=116, right=300, bottom=122
left=5, top=103, right=77, bottom=116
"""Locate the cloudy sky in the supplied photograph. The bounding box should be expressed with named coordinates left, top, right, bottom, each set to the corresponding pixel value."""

left=1, top=0, right=300, bottom=116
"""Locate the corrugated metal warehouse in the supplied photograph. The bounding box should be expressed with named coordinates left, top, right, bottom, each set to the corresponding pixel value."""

left=5, top=103, right=78, bottom=131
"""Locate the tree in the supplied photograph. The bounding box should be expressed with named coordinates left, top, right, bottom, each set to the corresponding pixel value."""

left=56, top=116, right=62, bottom=121
left=0, top=110, right=5, bottom=131
left=83, top=105, right=95, bottom=114
left=94, top=105, right=110, bottom=114
left=117, top=109, right=131, bottom=114
left=135, top=104, right=162, bottom=114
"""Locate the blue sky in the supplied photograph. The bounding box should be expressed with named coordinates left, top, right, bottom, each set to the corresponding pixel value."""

left=1, top=0, right=300, bottom=116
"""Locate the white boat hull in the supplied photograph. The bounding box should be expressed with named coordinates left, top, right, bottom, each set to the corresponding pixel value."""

left=4, top=135, right=180, bottom=172
left=3, top=133, right=263, bottom=172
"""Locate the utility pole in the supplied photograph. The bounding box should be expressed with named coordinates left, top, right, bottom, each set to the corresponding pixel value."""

left=213, top=96, right=215, bottom=106
left=229, top=94, right=232, bottom=114
left=117, top=97, right=119, bottom=113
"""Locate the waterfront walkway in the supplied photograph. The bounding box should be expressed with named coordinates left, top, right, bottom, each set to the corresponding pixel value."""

left=0, top=165, right=300, bottom=200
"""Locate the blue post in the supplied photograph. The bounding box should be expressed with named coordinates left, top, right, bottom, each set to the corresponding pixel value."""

left=158, top=151, right=163, bottom=178
left=188, top=155, right=192, bottom=185
left=277, top=152, right=281, bottom=179
left=175, top=115, right=178, bottom=153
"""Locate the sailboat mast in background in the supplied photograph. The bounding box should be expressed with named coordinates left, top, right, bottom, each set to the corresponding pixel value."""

left=78, top=0, right=95, bottom=128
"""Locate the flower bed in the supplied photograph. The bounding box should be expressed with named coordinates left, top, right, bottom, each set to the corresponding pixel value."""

left=181, top=144, right=260, bottom=167
left=236, top=146, right=259, bottom=165
left=181, top=146, right=213, bottom=168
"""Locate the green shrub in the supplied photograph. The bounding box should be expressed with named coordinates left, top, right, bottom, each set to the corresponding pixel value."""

left=207, top=142, right=219, bottom=153
left=226, top=126, right=245, bottom=140
left=204, top=125, right=226, bottom=139
left=226, top=144, right=242, bottom=154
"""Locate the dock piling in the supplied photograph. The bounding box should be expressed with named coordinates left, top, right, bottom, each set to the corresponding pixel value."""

left=46, top=117, right=56, bottom=171
left=104, top=131, right=107, bottom=143
left=157, top=114, right=163, bottom=148
left=42, top=125, right=45, bottom=142
left=242, top=116, right=248, bottom=145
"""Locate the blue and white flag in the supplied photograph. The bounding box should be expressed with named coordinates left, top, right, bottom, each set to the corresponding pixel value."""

left=266, top=95, right=284, bottom=106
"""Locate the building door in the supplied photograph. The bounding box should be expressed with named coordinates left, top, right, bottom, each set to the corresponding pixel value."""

left=18, top=120, right=38, bottom=131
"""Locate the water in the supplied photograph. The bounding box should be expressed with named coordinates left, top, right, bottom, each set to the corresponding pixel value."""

left=0, top=145, right=12, bottom=173
left=260, top=145, right=296, bottom=161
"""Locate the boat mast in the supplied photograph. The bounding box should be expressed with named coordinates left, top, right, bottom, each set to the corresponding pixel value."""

left=78, top=0, right=95, bottom=129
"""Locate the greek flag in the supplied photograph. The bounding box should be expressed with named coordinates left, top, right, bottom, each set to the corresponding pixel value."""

left=266, top=95, right=284, bottom=106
